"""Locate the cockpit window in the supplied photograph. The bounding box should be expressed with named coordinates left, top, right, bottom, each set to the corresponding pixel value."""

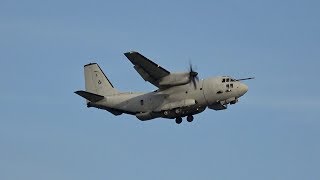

left=230, top=84, right=233, bottom=88
left=231, top=79, right=235, bottom=82
left=226, top=84, right=229, bottom=88
left=226, top=78, right=230, bottom=82
left=222, top=78, right=225, bottom=83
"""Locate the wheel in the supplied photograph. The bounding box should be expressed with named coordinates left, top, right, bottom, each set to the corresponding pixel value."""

left=175, top=117, right=182, bottom=124
left=187, top=115, right=194, bottom=122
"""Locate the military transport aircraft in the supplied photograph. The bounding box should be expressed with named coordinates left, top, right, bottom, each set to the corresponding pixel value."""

left=75, top=51, right=253, bottom=124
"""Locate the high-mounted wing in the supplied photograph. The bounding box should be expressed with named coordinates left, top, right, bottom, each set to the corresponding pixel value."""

left=124, top=51, right=170, bottom=87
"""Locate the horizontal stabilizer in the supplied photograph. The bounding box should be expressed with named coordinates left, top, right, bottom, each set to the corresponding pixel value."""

left=74, top=91, right=104, bottom=102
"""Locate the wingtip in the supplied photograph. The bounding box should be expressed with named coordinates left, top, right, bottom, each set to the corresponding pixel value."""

left=124, top=51, right=139, bottom=55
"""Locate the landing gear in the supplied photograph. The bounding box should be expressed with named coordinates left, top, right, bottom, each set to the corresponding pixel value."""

left=187, top=115, right=194, bottom=122
left=175, top=116, right=194, bottom=124
left=175, top=117, right=182, bottom=124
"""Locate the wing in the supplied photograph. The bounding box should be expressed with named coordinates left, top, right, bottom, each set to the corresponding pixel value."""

left=124, top=51, right=170, bottom=87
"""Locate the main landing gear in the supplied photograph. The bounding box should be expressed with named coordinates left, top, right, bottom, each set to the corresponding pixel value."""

left=187, top=115, right=194, bottom=122
left=175, top=115, right=194, bottom=124
left=175, top=117, right=182, bottom=124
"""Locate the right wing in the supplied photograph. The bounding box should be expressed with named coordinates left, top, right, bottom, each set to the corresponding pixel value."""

left=124, top=51, right=170, bottom=88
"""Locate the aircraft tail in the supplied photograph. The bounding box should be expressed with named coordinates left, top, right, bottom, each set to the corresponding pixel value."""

left=83, top=63, right=119, bottom=96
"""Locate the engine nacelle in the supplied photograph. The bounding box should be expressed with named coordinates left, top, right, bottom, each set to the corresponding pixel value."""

left=158, top=73, right=190, bottom=86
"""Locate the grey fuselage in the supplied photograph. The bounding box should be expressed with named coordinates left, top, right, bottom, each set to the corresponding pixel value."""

left=88, top=76, right=248, bottom=120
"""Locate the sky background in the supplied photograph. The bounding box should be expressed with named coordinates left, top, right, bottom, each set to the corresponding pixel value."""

left=1, top=0, right=320, bottom=179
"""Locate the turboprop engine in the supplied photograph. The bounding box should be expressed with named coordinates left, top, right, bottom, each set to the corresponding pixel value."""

left=158, top=72, right=190, bottom=86
left=157, top=63, right=199, bottom=87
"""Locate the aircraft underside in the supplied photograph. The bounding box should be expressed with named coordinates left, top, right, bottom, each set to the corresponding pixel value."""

left=88, top=101, right=206, bottom=121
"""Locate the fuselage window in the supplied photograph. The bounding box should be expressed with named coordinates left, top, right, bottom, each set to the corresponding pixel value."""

left=230, top=84, right=233, bottom=88
left=226, top=84, right=229, bottom=88
left=140, top=100, right=144, bottom=106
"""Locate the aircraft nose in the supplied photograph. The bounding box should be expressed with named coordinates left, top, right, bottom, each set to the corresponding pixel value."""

left=240, top=83, right=248, bottom=96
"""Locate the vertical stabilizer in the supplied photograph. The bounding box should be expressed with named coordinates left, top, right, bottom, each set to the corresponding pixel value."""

left=84, top=63, right=119, bottom=96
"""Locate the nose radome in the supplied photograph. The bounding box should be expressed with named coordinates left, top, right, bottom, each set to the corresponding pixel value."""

left=242, top=84, right=248, bottom=94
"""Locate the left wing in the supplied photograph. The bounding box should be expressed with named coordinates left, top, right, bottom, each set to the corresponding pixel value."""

left=124, top=51, right=170, bottom=87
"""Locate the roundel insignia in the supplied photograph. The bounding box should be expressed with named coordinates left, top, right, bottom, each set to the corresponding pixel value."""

left=98, top=80, right=102, bottom=84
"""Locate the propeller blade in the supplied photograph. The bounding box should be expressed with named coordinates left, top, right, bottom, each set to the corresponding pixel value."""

left=189, top=62, right=193, bottom=73
left=190, top=71, right=198, bottom=77
left=195, top=75, right=199, bottom=81
left=192, top=77, right=197, bottom=89
left=188, top=62, right=199, bottom=89
left=236, top=77, right=255, bottom=81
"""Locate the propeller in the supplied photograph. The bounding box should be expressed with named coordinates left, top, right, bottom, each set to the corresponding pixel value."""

left=236, top=77, right=255, bottom=81
left=189, top=63, right=199, bottom=89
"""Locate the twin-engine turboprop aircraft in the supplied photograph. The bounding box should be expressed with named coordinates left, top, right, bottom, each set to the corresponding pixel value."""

left=75, top=51, right=253, bottom=124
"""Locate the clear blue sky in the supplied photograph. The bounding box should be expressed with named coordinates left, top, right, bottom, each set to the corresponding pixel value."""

left=1, top=0, right=319, bottom=179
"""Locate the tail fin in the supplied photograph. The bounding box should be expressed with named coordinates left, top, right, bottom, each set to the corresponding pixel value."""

left=84, top=63, right=119, bottom=96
